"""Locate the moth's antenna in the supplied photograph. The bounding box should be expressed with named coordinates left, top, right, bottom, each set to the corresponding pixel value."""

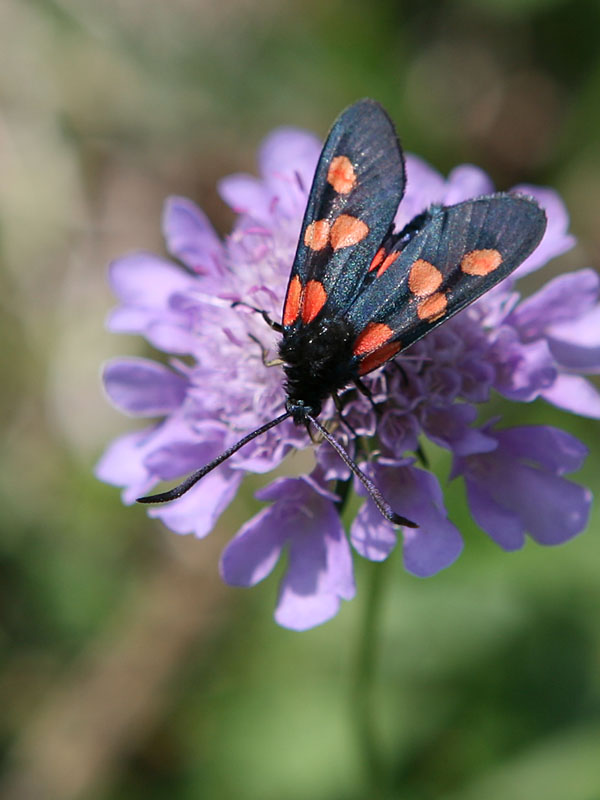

left=137, top=411, right=292, bottom=504
left=305, top=413, right=418, bottom=528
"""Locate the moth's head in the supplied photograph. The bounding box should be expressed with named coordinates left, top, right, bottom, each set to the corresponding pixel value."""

left=285, top=398, right=321, bottom=425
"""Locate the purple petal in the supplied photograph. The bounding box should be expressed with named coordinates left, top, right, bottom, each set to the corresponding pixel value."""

left=458, top=357, right=495, bottom=403
left=143, top=421, right=229, bottom=480
left=259, top=127, right=321, bottom=216
left=144, top=321, right=200, bottom=355
left=239, top=477, right=355, bottom=630
left=457, top=427, right=591, bottom=549
left=109, top=252, right=192, bottom=309
left=350, top=501, right=397, bottom=563
left=548, top=339, right=600, bottom=373
left=149, top=467, right=243, bottom=538
left=275, top=589, right=341, bottom=632
left=378, top=410, right=420, bottom=456
left=162, top=197, right=223, bottom=274
left=542, top=374, right=600, bottom=418
left=95, top=427, right=155, bottom=499
left=108, top=310, right=199, bottom=355
left=315, top=437, right=352, bottom=482
left=139, top=420, right=243, bottom=532
left=253, top=475, right=305, bottom=503
left=548, top=302, right=600, bottom=348
left=495, top=426, right=588, bottom=474
left=547, top=303, right=600, bottom=372
left=103, top=358, right=187, bottom=416
left=226, top=476, right=356, bottom=629
left=464, top=479, right=524, bottom=550
left=97, top=414, right=230, bottom=506
left=218, top=174, right=271, bottom=220
left=492, top=328, right=556, bottom=401
left=337, top=394, right=377, bottom=437
left=420, top=403, right=497, bottom=456
left=228, top=419, right=300, bottom=475
left=394, top=154, right=446, bottom=231
left=511, top=186, right=575, bottom=277
left=443, top=164, right=494, bottom=204
left=259, top=127, right=321, bottom=180
left=220, top=506, right=285, bottom=587
left=275, top=499, right=355, bottom=631
left=516, top=470, right=591, bottom=545
left=219, top=129, right=321, bottom=224
left=509, top=269, right=599, bottom=341
left=421, top=366, right=462, bottom=402
left=472, top=465, right=590, bottom=548
left=351, top=464, right=463, bottom=577
left=107, top=253, right=199, bottom=353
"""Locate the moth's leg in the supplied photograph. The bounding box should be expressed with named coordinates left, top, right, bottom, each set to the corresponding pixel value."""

left=248, top=333, right=283, bottom=368
left=231, top=301, right=284, bottom=333
left=333, top=391, right=358, bottom=437
left=305, top=420, right=319, bottom=445
left=353, top=377, right=378, bottom=413
left=391, top=361, right=410, bottom=384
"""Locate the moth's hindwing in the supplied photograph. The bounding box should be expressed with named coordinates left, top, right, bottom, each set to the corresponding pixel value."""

left=347, top=194, right=547, bottom=376
left=282, top=99, right=406, bottom=330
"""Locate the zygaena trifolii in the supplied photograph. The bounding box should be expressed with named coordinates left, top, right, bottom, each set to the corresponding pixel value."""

left=138, top=99, right=547, bottom=526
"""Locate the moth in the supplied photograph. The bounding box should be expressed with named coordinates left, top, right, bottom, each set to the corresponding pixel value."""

left=138, top=99, right=547, bottom=526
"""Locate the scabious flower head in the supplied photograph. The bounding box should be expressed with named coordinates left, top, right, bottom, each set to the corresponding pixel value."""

left=97, top=124, right=597, bottom=630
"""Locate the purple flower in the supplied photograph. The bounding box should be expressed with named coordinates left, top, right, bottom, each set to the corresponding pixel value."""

left=97, top=125, right=595, bottom=630
left=221, top=476, right=355, bottom=631
left=453, top=425, right=591, bottom=550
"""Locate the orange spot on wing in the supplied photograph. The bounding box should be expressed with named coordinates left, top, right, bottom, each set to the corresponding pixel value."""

left=283, top=275, right=302, bottom=327
left=377, top=251, right=400, bottom=277
left=369, top=247, right=386, bottom=273
left=301, top=280, right=327, bottom=324
left=353, top=322, right=394, bottom=357
left=417, top=291, right=447, bottom=322
left=327, top=155, right=356, bottom=194
left=330, top=215, right=369, bottom=250
left=461, top=248, right=503, bottom=276
left=359, top=341, right=402, bottom=376
left=304, top=219, right=330, bottom=251
left=408, top=259, right=443, bottom=296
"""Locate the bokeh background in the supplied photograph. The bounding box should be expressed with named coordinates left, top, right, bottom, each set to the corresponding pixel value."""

left=1, top=1, right=600, bottom=798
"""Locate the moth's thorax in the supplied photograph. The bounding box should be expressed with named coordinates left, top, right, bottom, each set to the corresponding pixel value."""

left=279, top=317, right=357, bottom=423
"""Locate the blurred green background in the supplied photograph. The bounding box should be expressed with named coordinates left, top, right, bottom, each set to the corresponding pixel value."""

left=1, top=1, right=600, bottom=798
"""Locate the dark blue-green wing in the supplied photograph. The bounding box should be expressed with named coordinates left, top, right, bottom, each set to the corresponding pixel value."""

left=281, top=98, right=406, bottom=329
left=346, top=194, right=547, bottom=375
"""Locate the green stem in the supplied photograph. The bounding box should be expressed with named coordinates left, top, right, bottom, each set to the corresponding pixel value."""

left=351, top=557, right=392, bottom=798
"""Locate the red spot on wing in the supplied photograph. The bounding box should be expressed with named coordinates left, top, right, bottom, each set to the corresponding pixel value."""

left=330, top=215, right=369, bottom=250
left=353, top=322, right=394, bottom=357
left=283, top=275, right=302, bottom=327
left=377, top=251, right=400, bottom=277
left=461, top=249, right=503, bottom=276
left=327, top=156, right=356, bottom=194
left=304, top=219, right=330, bottom=251
left=417, top=291, right=447, bottom=322
left=408, top=259, right=443, bottom=296
left=369, top=247, right=386, bottom=273
left=369, top=248, right=400, bottom=277
left=301, top=280, right=327, bottom=324
left=358, top=341, right=402, bottom=376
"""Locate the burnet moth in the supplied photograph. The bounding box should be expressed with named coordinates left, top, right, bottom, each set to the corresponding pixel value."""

left=138, top=98, right=547, bottom=527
